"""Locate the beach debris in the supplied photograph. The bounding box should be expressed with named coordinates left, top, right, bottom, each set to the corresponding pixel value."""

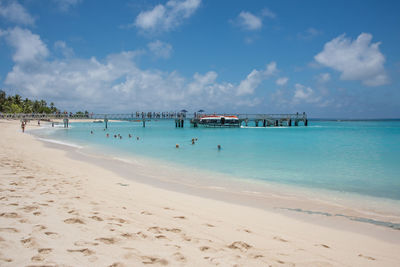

left=117, top=183, right=129, bottom=187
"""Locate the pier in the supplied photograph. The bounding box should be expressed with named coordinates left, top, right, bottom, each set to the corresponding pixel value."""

left=0, top=112, right=308, bottom=128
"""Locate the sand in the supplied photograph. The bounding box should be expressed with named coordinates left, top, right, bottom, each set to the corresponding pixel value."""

left=0, top=120, right=399, bottom=266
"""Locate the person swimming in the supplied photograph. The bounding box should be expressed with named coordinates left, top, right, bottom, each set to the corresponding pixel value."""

left=217, top=144, right=221, bottom=150
left=90, top=130, right=93, bottom=134
left=176, top=144, right=179, bottom=148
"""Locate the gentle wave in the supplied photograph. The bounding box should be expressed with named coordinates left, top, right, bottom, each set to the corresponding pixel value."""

left=37, top=137, right=83, bottom=149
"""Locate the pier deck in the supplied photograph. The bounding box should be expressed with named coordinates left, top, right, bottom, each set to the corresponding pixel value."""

left=0, top=112, right=308, bottom=128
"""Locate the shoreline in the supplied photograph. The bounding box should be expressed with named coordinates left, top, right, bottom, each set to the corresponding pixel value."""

left=1, top=119, right=400, bottom=266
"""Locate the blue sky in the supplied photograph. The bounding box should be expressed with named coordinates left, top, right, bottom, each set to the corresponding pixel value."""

left=0, top=0, right=399, bottom=118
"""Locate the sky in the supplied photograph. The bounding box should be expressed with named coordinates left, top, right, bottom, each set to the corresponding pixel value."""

left=0, top=0, right=399, bottom=118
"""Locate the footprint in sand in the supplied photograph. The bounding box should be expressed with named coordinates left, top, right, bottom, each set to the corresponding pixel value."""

left=64, top=218, right=85, bottom=224
left=44, top=232, right=59, bottom=238
left=38, top=248, right=53, bottom=254
left=108, top=262, right=125, bottom=267
left=0, top=257, right=12, bottom=263
left=67, top=248, right=95, bottom=256
left=74, top=240, right=99, bottom=246
left=21, top=205, right=39, bottom=212
left=173, top=216, right=186, bottom=220
left=141, top=211, right=153, bottom=215
left=136, top=231, right=148, bottom=239
left=21, top=237, right=38, bottom=248
left=316, top=244, right=330, bottom=249
left=173, top=252, right=186, bottom=263
left=68, top=210, right=79, bottom=215
left=358, top=254, right=376, bottom=261
left=31, top=254, right=45, bottom=262
left=165, top=228, right=181, bottom=233
left=155, top=235, right=168, bottom=240
left=141, top=256, right=168, bottom=265
left=90, top=215, right=103, bottom=221
left=199, top=246, right=217, bottom=253
left=95, top=237, right=119, bottom=244
left=273, top=236, right=288, bottom=243
left=147, top=226, right=162, bottom=234
left=121, top=233, right=135, bottom=239
left=227, top=241, right=252, bottom=252
left=0, top=228, right=19, bottom=233
left=0, top=212, right=19, bottom=218
left=33, top=225, right=47, bottom=231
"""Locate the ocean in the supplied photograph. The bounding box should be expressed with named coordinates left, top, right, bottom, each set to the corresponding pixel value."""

left=32, top=119, right=400, bottom=202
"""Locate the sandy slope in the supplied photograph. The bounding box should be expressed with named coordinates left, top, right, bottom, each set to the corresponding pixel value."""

left=0, top=120, right=399, bottom=266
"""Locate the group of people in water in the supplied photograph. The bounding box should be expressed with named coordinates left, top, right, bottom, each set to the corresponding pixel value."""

left=90, top=129, right=221, bottom=150
left=90, top=130, right=140, bottom=140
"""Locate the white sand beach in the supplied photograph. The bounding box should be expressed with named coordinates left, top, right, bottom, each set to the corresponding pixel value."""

left=1, top=119, right=400, bottom=266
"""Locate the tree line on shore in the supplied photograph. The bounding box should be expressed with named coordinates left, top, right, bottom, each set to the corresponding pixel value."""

left=0, top=90, right=59, bottom=114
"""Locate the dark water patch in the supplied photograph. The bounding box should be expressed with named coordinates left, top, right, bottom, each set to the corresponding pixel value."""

left=279, top=208, right=400, bottom=230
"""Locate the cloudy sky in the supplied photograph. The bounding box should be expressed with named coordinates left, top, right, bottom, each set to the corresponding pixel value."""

left=0, top=0, right=399, bottom=118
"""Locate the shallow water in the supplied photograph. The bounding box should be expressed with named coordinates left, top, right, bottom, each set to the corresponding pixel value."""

left=33, top=120, right=400, bottom=201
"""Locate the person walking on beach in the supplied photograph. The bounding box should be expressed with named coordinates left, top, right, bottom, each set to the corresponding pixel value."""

left=21, top=121, right=25, bottom=133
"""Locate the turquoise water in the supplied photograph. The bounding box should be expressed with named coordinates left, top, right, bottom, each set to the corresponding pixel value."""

left=34, top=120, right=400, bottom=201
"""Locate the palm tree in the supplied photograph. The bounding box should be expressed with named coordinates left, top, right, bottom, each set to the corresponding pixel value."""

left=13, top=94, right=22, bottom=105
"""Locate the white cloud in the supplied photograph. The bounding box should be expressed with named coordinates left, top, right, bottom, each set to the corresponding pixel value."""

left=236, top=62, right=277, bottom=96
left=4, top=27, right=48, bottom=63
left=237, top=11, right=262, bottom=31
left=0, top=1, right=35, bottom=25
left=188, top=71, right=218, bottom=94
left=316, top=73, right=330, bottom=83
left=134, top=0, right=201, bottom=32
left=2, top=29, right=275, bottom=112
left=54, top=40, right=74, bottom=58
left=148, top=40, right=173, bottom=59
left=297, top=27, right=321, bottom=40
left=315, top=33, right=388, bottom=86
left=52, top=0, right=82, bottom=11
left=261, top=8, right=276, bottom=19
left=292, top=83, right=323, bottom=105
left=234, top=8, right=275, bottom=31
left=276, top=77, right=288, bottom=86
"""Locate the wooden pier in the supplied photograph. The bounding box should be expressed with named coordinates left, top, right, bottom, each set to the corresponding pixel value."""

left=0, top=112, right=308, bottom=128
